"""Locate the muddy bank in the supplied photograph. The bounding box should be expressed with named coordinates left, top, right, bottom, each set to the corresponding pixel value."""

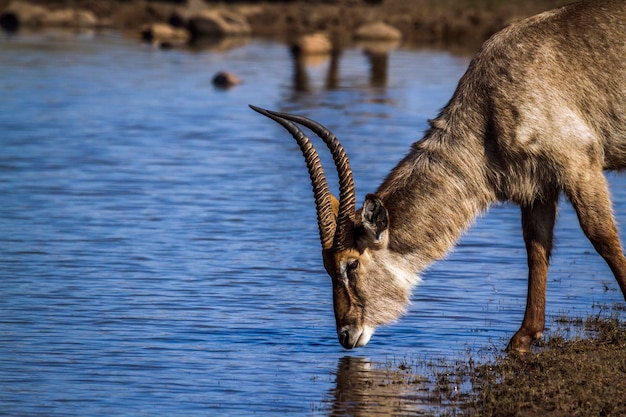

left=460, top=311, right=626, bottom=416
left=1, top=0, right=571, bottom=48
left=322, top=307, right=626, bottom=416
left=356, top=307, right=626, bottom=416
left=433, top=308, right=626, bottom=416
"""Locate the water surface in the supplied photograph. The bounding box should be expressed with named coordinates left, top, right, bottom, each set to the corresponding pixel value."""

left=1, top=32, right=624, bottom=416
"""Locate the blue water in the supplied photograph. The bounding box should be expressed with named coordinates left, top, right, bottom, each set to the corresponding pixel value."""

left=1, top=31, right=624, bottom=416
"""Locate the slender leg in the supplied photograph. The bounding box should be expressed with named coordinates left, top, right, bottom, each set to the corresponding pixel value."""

left=508, top=193, right=558, bottom=353
left=565, top=172, right=626, bottom=299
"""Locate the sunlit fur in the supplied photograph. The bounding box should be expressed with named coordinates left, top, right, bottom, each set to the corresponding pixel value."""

left=326, top=0, right=626, bottom=352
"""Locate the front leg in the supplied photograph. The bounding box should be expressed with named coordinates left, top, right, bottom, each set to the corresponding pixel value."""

left=508, top=194, right=558, bottom=353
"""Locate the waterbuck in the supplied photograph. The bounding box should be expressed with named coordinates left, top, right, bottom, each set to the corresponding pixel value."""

left=250, top=0, right=626, bottom=352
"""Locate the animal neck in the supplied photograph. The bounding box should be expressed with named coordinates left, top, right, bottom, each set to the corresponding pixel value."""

left=376, top=123, right=495, bottom=273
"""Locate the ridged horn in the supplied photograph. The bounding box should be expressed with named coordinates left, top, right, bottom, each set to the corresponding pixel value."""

left=264, top=109, right=356, bottom=251
left=249, top=105, right=336, bottom=250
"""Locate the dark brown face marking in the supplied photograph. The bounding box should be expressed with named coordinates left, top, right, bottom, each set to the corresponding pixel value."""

left=329, top=249, right=364, bottom=329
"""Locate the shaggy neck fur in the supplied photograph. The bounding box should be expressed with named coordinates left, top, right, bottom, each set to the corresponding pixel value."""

left=375, top=105, right=496, bottom=278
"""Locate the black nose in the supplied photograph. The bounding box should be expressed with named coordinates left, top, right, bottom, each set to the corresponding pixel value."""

left=338, top=330, right=353, bottom=349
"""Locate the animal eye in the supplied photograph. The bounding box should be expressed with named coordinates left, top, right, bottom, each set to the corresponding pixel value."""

left=347, top=259, right=359, bottom=271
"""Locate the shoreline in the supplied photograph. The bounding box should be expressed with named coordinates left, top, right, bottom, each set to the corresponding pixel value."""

left=372, top=307, right=626, bottom=416
left=1, top=0, right=572, bottom=50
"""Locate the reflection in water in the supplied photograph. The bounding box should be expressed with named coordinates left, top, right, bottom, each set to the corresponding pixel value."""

left=290, top=40, right=398, bottom=92
left=291, top=49, right=342, bottom=92
left=328, top=356, right=426, bottom=416
left=189, top=35, right=250, bottom=52
left=365, top=50, right=388, bottom=88
left=326, top=50, right=341, bottom=90
left=359, top=40, right=400, bottom=88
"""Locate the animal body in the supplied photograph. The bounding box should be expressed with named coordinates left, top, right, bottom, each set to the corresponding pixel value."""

left=251, top=0, right=626, bottom=352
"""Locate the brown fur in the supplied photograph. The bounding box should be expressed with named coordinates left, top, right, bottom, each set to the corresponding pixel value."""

left=370, top=0, right=626, bottom=352
left=255, top=0, right=626, bottom=352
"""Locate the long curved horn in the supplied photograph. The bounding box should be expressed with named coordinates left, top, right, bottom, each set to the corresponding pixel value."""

left=265, top=110, right=356, bottom=251
left=249, top=105, right=336, bottom=250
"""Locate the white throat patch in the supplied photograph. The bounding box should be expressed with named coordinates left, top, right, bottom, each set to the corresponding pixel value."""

left=387, top=261, right=421, bottom=292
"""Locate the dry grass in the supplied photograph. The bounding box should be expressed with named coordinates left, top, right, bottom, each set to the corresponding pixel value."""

left=460, top=314, right=626, bottom=417
left=421, top=307, right=626, bottom=417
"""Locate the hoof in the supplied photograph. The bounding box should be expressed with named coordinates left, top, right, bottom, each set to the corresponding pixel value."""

left=507, top=330, right=541, bottom=354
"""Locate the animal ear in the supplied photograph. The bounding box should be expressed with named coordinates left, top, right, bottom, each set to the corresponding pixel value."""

left=361, top=194, right=389, bottom=246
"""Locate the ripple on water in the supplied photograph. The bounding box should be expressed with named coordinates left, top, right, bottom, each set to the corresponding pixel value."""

left=0, top=33, right=624, bottom=416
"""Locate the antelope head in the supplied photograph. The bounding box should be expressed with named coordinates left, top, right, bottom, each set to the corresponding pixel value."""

left=251, top=105, right=414, bottom=349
